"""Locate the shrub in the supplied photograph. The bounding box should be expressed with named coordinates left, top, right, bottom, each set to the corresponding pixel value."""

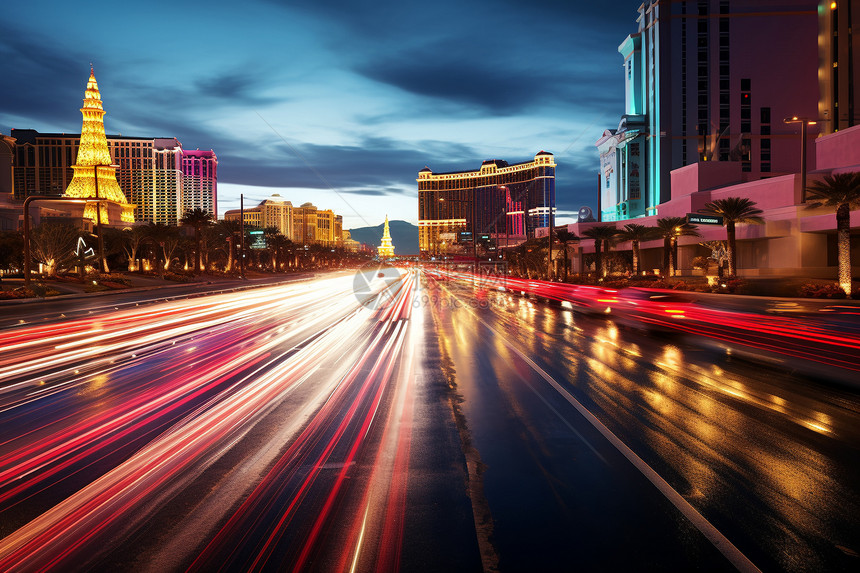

left=164, top=271, right=196, bottom=283
left=798, top=283, right=848, bottom=299
left=711, top=277, right=751, bottom=294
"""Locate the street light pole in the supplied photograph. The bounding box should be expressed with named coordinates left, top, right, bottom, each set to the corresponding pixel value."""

left=501, top=186, right=509, bottom=261
left=784, top=117, right=822, bottom=203
left=240, top=193, right=245, bottom=278
left=473, top=187, right=478, bottom=263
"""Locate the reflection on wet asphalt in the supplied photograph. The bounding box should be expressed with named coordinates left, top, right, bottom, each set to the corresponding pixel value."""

left=424, top=274, right=860, bottom=572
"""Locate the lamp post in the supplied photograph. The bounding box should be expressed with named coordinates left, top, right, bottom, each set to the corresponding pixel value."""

left=783, top=117, right=823, bottom=203
left=472, top=187, right=478, bottom=263
left=500, top=186, right=509, bottom=260
left=240, top=194, right=245, bottom=278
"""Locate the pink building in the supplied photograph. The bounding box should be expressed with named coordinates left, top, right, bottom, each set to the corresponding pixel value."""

left=598, top=1, right=819, bottom=222
left=180, top=149, right=218, bottom=219
left=556, top=124, right=860, bottom=279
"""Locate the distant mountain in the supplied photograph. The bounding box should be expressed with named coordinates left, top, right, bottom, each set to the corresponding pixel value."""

left=348, top=220, right=419, bottom=255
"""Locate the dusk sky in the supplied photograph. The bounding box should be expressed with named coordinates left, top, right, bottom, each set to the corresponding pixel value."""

left=1, top=1, right=638, bottom=229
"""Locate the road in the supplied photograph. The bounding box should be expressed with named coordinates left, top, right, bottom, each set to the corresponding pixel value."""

left=423, top=272, right=860, bottom=572
left=0, top=270, right=858, bottom=571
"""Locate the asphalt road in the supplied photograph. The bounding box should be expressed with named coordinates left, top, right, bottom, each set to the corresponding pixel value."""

left=0, top=270, right=858, bottom=572
left=424, top=273, right=860, bottom=572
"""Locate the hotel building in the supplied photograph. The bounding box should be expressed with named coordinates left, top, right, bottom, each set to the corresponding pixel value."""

left=10, top=129, right=217, bottom=225
left=224, top=197, right=342, bottom=247
left=559, top=1, right=859, bottom=281
left=417, top=151, right=556, bottom=256
left=818, top=0, right=860, bottom=134
left=597, top=0, right=819, bottom=222
left=181, top=149, right=218, bottom=219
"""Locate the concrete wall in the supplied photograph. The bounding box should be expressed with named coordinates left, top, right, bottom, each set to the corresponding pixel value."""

left=815, top=124, right=860, bottom=171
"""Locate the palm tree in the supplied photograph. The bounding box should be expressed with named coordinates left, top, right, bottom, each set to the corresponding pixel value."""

left=555, top=229, right=579, bottom=281
left=656, top=218, right=700, bottom=277
left=699, top=197, right=764, bottom=277
left=268, top=233, right=293, bottom=271
left=217, top=219, right=242, bottom=272
left=582, top=225, right=619, bottom=278
left=180, top=208, right=214, bottom=272
left=806, top=172, right=860, bottom=297
left=618, top=223, right=657, bottom=275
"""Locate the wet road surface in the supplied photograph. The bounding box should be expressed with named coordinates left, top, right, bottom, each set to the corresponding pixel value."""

left=1, top=270, right=858, bottom=571
left=424, top=272, right=860, bottom=572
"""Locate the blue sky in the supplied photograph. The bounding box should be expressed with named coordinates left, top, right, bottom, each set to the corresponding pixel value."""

left=1, top=0, right=637, bottom=229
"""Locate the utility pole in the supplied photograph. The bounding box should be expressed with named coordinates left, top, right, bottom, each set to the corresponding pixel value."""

left=472, top=187, right=478, bottom=263
left=240, top=194, right=245, bottom=278
left=547, top=210, right=554, bottom=280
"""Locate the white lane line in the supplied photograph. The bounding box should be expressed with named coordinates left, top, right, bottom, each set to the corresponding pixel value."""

left=439, top=281, right=761, bottom=573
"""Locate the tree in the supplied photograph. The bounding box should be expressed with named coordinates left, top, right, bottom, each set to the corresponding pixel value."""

left=0, top=231, right=24, bottom=272
left=699, top=198, right=764, bottom=277
left=805, top=172, right=860, bottom=297
left=217, top=219, right=242, bottom=272
left=179, top=208, right=214, bottom=272
left=30, top=223, right=78, bottom=277
left=103, top=226, right=147, bottom=271
left=618, top=223, right=657, bottom=275
left=144, top=223, right=182, bottom=271
left=508, top=238, right=547, bottom=279
left=656, top=218, right=700, bottom=277
left=555, top=229, right=579, bottom=281
left=700, top=240, right=728, bottom=277
left=263, top=227, right=281, bottom=271
left=582, top=225, right=619, bottom=278
left=268, top=233, right=292, bottom=271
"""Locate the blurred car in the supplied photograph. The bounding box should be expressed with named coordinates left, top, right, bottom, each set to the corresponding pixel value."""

left=611, top=289, right=699, bottom=330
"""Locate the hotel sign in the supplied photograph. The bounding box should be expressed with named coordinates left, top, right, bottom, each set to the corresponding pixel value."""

left=687, top=213, right=724, bottom=225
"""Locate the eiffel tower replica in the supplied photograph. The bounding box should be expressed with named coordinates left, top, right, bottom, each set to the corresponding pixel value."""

left=64, top=67, right=135, bottom=225
left=377, top=215, right=395, bottom=258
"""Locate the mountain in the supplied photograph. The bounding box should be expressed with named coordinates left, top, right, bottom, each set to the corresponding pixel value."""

left=348, top=220, right=419, bottom=255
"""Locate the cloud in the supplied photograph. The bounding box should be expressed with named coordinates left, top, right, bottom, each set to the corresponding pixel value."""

left=213, top=136, right=477, bottom=191
left=0, top=23, right=91, bottom=131
left=353, top=44, right=623, bottom=117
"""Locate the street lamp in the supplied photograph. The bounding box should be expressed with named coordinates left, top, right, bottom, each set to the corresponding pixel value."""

left=783, top=117, right=823, bottom=204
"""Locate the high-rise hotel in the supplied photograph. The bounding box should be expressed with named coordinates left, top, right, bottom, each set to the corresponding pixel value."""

left=597, top=0, right=819, bottom=222
left=11, top=129, right=217, bottom=226
left=417, top=152, right=556, bottom=256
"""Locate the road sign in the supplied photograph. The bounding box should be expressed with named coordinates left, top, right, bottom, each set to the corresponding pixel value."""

left=687, top=213, right=724, bottom=225
left=248, top=230, right=266, bottom=250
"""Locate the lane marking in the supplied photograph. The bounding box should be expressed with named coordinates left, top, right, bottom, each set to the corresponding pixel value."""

left=437, top=279, right=761, bottom=573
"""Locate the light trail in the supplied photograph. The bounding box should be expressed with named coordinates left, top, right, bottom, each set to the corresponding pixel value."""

left=0, top=271, right=426, bottom=572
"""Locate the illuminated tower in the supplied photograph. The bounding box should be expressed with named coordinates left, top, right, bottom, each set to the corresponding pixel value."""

left=377, top=215, right=395, bottom=258
left=64, top=68, right=135, bottom=224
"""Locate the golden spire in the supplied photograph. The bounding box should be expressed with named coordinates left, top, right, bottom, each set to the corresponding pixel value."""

left=378, top=215, right=395, bottom=258
left=64, top=67, right=135, bottom=224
